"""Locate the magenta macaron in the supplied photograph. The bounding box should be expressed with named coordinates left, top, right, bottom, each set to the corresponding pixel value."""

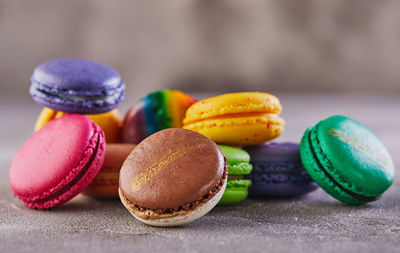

left=9, top=114, right=105, bottom=209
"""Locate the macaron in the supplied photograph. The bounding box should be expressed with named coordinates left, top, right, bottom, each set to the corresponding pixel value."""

left=122, top=89, right=197, bottom=144
left=9, top=114, right=105, bottom=209
left=183, top=92, right=285, bottom=146
left=30, top=58, right=125, bottom=114
left=218, top=145, right=252, bottom=205
left=300, top=115, right=395, bottom=205
left=34, top=107, right=122, bottom=143
left=82, top=143, right=136, bottom=199
left=244, top=143, right=318, bottom=198
left=119, top=128, right=227, bottom=227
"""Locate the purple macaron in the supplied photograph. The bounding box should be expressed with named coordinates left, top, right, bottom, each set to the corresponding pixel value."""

left=244, top=143, right=318, bottom=198
left=30, top=58, right=125, bottom=114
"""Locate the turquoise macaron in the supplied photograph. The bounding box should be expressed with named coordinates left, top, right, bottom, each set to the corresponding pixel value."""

left=218, top=145, right=252, bottom=205
left=300, top=115, right=395, bottom=205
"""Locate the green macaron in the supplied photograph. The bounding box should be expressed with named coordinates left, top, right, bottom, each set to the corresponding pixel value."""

left=218, top=145, right=253, bottom=205
left=300, top=115, right=395, bottom=205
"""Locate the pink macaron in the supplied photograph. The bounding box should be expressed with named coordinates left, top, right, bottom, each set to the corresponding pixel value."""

left=9, top=114, right=106, bottom=209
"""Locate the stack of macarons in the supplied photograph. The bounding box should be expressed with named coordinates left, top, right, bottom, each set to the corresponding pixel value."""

left=31, top=58, right=125, bottom=143
left=28, top=58, right=135, bottom=199
left=9, top=57, right=396, bottom=228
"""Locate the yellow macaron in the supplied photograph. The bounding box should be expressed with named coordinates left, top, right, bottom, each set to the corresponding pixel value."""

left=34, top=107, right=122, bottom=143
left=183, top=92, right=285, bottom=146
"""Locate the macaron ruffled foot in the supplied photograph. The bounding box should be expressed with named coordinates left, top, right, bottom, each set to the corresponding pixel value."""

left=119, top=128, right=227, bottom=227
left=30, top=58, right=125, bottom=114
left=217, top=145, right=253, bottom=205
left=299, top=115, right=395, bottom=205
left=9, top=115, right=106, bottom=209
left=245, top=143, right=318, bottom=198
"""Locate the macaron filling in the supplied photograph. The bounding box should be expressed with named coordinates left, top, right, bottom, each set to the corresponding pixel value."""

left=225, top=179, right=252, bottom=190
left=184, top=112, right=279, bottom=124
left=228, top=175, right=244, bottom=180
left=30, top=75, right=125, bottom=96
left=306, top=127, right=379, bottom=202
left=30, top=82, right=124, bottom=103
left=119, top=163, right=228, bottom=220
left=183, top=113, right=284, bottom=127
left=16, top=124, right=103, bottom=208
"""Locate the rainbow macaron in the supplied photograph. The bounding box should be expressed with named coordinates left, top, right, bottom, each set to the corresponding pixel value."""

left=122, top=89, right=196, bottom=144
left=183, top=92, right=285, bottom=146
left=9, top=115, right=105, bottom=209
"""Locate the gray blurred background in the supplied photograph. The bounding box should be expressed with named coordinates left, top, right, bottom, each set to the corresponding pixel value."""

left=1, top=0, right=400, bottom=98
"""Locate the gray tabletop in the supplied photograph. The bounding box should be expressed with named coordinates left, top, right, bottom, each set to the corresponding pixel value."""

left=1, top=93, right=399, bottom=253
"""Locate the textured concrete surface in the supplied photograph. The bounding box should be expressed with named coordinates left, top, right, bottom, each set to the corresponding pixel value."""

left=1, top=94, right=399, bottom=253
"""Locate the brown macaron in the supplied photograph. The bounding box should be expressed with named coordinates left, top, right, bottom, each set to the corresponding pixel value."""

left=119, top=128, right=228, bottom=227
left=83, top=143, right=136, bottom=198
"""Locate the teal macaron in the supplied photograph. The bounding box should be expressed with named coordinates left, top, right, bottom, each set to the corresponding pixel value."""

left=218, top=145, right=253, bottom=205
left=300, top=115, right=395, bottom=205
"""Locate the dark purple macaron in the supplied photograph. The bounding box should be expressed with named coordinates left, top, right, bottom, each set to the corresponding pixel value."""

left=244, top=143, right=318, bottom=198
left=30, top=58, right=125, bottom=114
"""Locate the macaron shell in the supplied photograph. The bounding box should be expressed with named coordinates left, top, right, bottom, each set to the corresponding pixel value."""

left=228, top=163, right=253, bottom=175
left=121, top=101, right=147, bottom=143
left=82, top=144, right=136, bottom=198
left=248, top=180, right=318, bottom=198
left=247, top=172, right=318, bottom=198
left=218, top=190, right=248, bottom=205
left=119, top=128, right=226, bottom=210
left=120, top=179, right=227, bottom=227
left=218, top=145, right=251, bottom=164
left=300, top=128, right=364, bottom=204
left=218, top=179, right=252, bottom=205
left=121, top=90, right=196, bottom=144
left=10, top=114, right=105, bottom=209
left=167, top=91, right=197, bottom=128
left=312, top=116, right=395, bottom=197
left=86, top=110, right=122, bottom=143
left=183, top=92, right=281, bottom=125
left=31, top=58, right=122, bottom=95
left=218, top=145, right=253, bottom=175
left=30, top=58, right=125, bottom=114
left=245, top=143, right=318, bottom=198
left=34, top=107, right=122, bottom=143
left=34, top=107, right=60, bottom=130
left=184, top=114, right=284, bottom=146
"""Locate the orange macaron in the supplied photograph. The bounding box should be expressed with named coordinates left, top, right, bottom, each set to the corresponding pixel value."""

left=82, top=143, right=136, bottom=198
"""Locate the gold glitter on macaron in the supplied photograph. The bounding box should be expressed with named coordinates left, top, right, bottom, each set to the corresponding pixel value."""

left=131, top=144, right=200, bottom=192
